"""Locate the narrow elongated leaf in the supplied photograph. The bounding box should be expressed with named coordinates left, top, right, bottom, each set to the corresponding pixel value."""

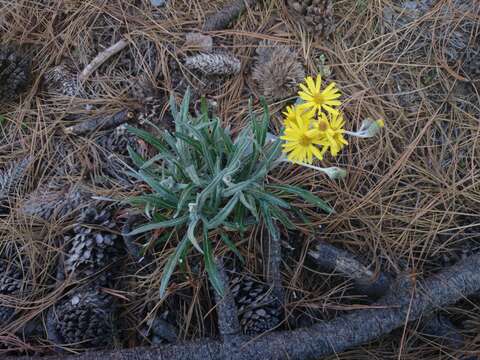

left=126, top=194, right=176, bottom=210
left=127, top=145, right=146, bottom=168
left=127, top=215, right=188, bottom=235
left=239, top=192, right=259, bottom=220
left=206, top=193, right=240, bottom=229
left=270, top=205, right=296, bottom=230
left=133, top=170, right=178, bottom=204
left=260, top=201, right=280, bottom=241
left=174, top=184, right=194, bottom=218
left=187, top=218, right=203, bottom=254
left=159, top=234, right=189, bottom=298
left=266, top=184, right=334, bottom=214
left=248, top=188, right=291, bottom=209
left=203, top=232, right=224, bottom=296
left=220, top=232, right=244, bottom=263
left=126, top=125, right=170, bottom=154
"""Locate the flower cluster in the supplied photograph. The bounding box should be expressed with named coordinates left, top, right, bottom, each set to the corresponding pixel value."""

left=280, top=74, right=383, bottom=165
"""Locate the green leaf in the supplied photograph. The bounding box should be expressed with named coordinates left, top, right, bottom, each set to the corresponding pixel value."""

left=260, top=201, right=280, bottom=241
left=248, top=188, right=291, bottom=209
left=159, top=234, right=190, bottom=298
left=206, top=193, right=240, bottom=229
left=125, top=125, right=169, bottom=154
left=132, top=170, right=178, bottom=204
left=127, top=215, right=189, bottom=235
left=125, top=194, right=176, bottom=210
left=203, top=232, right=224, bottom=296
left=270, top=205, right=296, bottom=230
left=266, top=184, right=334, bottom=214
left=220, top=232, right=244, bottom=263
left=187, top=218, right=203, bottom=254
left=127, top=145, right=146, bottom=168
left=239, top=192, right=259, bottom=220
left=174, top=184, right=195, bottom=218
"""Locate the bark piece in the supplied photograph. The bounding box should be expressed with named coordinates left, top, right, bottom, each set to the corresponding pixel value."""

left=64, top=109, right=135, bottom=136
left=308, top=241, right=392, bottom=298
left=203, top=0, right=258, bottom=31
left=11, top=252, right=480, bottom=360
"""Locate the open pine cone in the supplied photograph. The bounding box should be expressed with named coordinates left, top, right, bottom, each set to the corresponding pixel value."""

left=252, top=41, right=305, bottom=101
left=49, top=287, right=115, bottom=349
left=230, top=273, right=283, bottom=335
left=286, top=0, right=335, bottom=38
left=0, top=45, right=31, bottom=102
left=0, top=255, right=29, bottom=325
left=63, top=207, right=121, bottom=282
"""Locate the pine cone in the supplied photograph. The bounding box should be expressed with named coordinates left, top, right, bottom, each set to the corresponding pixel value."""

left=0, top=156, right=31, bottom=214
left=94, top=127, right=141, bottom=185
left=43, top=64, right=81, bottom=97
left=0, top=45, right=31, bottom=102
left=287, top=0, right=335, bottom=38
left=50, top=287, right=115, bottom=349
left=19, top=180, right=90, bottom=221
left=63, top=207, right=120, bottom=281
left=230, top=273, right=283, bottom=335
left=0, top=255, right=28, bottom=325
left=184, top=53, right=241, bottom=76
left=252, top=41, right=305, bottom=101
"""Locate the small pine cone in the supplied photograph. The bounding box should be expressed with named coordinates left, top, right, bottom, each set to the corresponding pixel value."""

left=0, top=255, right=28, bottom=325
left=287, top=0, right=335, bottom=38
left=0, top=45, right=31, bottom=102
left=252, top=41, right=305, bottom=101
left=43, top=64, right=82, bottom=97
left=230, top=273, right=283, bottom=335
left=94, top=127, right=141, bottom=185
left=0, top=156, right=32, bottom=214
left=50, top=287, right=115, bottom=349
left=184, top=53, right=241, bottom=76
left=63, top=207, right=120, bottom=280
left=19, top=180, right=90, bottom=221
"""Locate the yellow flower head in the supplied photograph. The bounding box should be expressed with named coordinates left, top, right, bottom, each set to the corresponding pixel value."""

left=298, top=74, right=341, bottom=115
left=282, top=105, right=316, bottom=128
left=316, top=112, right=349, bottom=159
left=282, top=105, right=297, bottom=127
left=281, top=110, right=323, bottom=164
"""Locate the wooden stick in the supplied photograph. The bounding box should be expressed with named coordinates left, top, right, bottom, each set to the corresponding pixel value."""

left=64, top=109, right=135, bottom=136
left=214, top=258, right=241, bottom=339
left=13, top=250, right=480, bottom=360
left=308, top=241, right=392, bottom=298
left=79, top=39, right=128, bottom=82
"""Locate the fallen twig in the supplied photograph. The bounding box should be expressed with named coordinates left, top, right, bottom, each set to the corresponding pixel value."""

left=79, top=39, right=128, bottom=82
left=16, top=245, right=480, bottom=359
left=203, top=0, right=258, bottom=31
left=64, top=109, right=135, bottom=136
left=214, top=258, right=241, bottom=338
left=308, top=241, right=392, bottom=298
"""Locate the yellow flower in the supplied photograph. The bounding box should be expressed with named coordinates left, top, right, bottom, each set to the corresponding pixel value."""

left=282, top=105, right=297, bottom=127
left=281, top=110, right=323, bottom=164
left=282, top=105, right=316, bottom=127
left=316, top=112, right=349, bottom=159
left=298, top=74, right=341, bottom=115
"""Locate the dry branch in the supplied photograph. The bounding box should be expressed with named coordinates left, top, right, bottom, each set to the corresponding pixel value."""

left=203, top=0, right=258, bottom=31
left=79, top=39, right=128, bottom=82
left=12, top=250, right=480, bottom=360
left=214, top=258, right=241, bottom=338
left=308, top=241, right=392, bottom=298
left=64, top=109, right=135, bottom=136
